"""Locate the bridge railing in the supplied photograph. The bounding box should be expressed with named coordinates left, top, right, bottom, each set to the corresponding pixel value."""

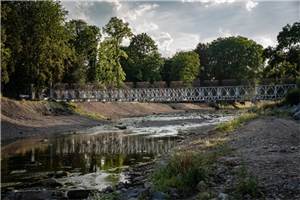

left=50, top=84, right=297, bottom=102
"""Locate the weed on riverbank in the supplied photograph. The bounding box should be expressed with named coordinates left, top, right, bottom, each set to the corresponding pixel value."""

left=216, top=112, right=258, bottom=132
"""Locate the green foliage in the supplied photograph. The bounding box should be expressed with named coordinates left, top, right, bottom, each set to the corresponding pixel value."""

left=64, top=20, right=101, bottom=83
left=152, top=151, right=209, bottom=193
left=168, top=51, right=200, bottom=85
left=263, top=22, right=300, bottom=80
left=284, top=88, right=300, bottom=105
left=103, top=17, right=132, bottom=43
left=194, top=43, right=209, bottom=82
left=207, top=36, right=264, bottom=84
left=95, top=17, right=132, bottom=87
left=234, top=166, right=262, bottom=199
left=97, top=39, right=127, bottom=87
left=2, top=1, right=72, bottom=95
left=216, top=113, right=258, bottom=132
left=123, top=33, right=164, bottom=82
left=92, top=191, right=120, bottom=200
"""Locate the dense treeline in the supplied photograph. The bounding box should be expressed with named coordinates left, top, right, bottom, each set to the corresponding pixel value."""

left=1, top=1, right=299, bottom=97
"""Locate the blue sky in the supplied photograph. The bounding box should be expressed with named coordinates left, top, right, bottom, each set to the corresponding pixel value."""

left=61, top=0, right=300, bottom=57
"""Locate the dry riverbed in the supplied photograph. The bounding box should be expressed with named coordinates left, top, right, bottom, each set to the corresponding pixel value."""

left=2, top=98, right=299, bottom=200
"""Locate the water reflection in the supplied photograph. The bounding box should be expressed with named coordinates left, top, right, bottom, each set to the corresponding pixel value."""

left=1, top=132, right=179, bottom=187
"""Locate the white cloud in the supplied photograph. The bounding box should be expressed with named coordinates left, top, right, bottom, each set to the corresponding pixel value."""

left=253, top=36, right=276, bottom=47
left=246, top=0, right=258, bottom=11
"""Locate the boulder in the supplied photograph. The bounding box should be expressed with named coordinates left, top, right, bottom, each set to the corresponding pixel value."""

left=67, top=190, right=92, bottom=199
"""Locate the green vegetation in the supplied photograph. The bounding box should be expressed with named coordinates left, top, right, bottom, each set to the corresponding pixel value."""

left=1, top=1, right=299, bottom=97
left=203, top=36, right=264, bottom=84
left=92, top=191, right=120, bottom=200
left=216, top=113, right=258, bottom=132
left=262, top=23, right=300, bottom=80
left=234, top=166, right=263, bottom=199
left=66, top=102, right=105, bottom=120
left=284, top=88, right=300, bottom=105
left=164, top=51, right=201, bottom=85
left=152, top=143, right=232, bottom=195
left=122, top=33, right=164, bottom=83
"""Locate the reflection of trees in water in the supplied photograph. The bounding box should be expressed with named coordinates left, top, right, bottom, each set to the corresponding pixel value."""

left=2, top=133, right=178, bottom=178
left=55, top=133, right=177, bottom=155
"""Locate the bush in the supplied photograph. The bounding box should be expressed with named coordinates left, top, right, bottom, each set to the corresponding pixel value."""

left=152, top=152, right=209, bottom=194
left=285, top=88, right=300, bottom=105
left=234, top=166, right=263, bottom=198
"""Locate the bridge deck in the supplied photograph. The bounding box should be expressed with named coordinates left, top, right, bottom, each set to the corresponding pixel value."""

left=51, top=84, right=296, bottom=102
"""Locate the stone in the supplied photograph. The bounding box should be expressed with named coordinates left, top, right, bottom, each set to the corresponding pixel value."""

left=67, top=190, right=91, bottom=199
left=197, top=181, right=208, bottom=192
left=293, top=110, right=300, bottom=120
left=30, top=178, right=63, bottom=188
left=54, top=171, right=69, bottom=178
left=152, top=191, right=167, bottom=200
left=218, top=192, right=228, bottom=200
left=115, top=125, right=127, bottom=130
left=197, top=192, right=212, bottom=199
left=10, top=170, right=27, bottom=175
left=218, top=157, right=240, bottom=166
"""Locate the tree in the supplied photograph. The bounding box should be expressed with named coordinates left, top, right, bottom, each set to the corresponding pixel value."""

left=96, top=17, right=132, bottom=87
left=194, top=43, right=209, bottom=83
left=207, top=36, right=264, bottom=84
left=1, top=3, right=12, bottom=85
left=169, top=51, right=200, bottom=85
left=96, top=39, right=127, bottom=86
left=263, top=22, right=300, bottom=80
left=123, top=33, right=164, bottom=83
left=64, top=20, right=101, bottom=84
left=1, top=1, right=72, bottom=96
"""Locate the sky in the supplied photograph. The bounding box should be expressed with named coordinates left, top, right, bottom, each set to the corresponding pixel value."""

left=61, top=0, right=300, bottom=57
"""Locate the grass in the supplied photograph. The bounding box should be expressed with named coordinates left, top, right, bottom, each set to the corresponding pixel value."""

left=151, top=144, right=232, bottom=195
left=66, top=102, right=105, bottom=120
left=91, top=191, right=120, bottom=200
left=234, top=165, right=263, bottom=199
left=216, top=112, right=258, bottom=132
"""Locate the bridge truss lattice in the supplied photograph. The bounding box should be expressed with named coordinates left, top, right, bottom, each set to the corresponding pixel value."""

left=51, top=84, right=297, bottom=102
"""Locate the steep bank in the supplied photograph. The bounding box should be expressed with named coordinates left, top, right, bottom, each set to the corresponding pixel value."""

left=1, top=98, right=210, bottom=144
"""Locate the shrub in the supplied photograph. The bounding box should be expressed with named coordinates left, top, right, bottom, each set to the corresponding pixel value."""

left=152, top=152, right=210, bottom=194
left=284, top=88, right=300, bottom=105
left=234, top=166, right=263, bottom=199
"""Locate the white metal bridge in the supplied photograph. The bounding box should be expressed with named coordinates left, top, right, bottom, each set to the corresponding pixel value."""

left=51, top=84, right=296, bottom=102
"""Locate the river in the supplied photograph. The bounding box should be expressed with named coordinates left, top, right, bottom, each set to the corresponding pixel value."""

left=1, top=111, right=234, bottom=198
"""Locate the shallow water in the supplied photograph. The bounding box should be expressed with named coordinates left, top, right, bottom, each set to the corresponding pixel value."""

left=1, top=112, right=233, bottom=191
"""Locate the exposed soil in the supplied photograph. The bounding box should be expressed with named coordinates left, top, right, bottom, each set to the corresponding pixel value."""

left=228, top=117, right=300, bottom=199
left=180, top=116, right=300, bottom=199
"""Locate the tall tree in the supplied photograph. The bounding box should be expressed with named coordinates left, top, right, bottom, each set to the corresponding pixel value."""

left=194, top=43, right=209, bottom=83
left=96, top=17, right=132, bottom=87
left=1, top=3, right=12, bottom=85
left=207, top=36, right=264, bottom=84
left=2, top=1, right=72, bottom=96
left=64, top=20, right=101, bottom=84
left=123, top=33, right=164, bottom=83
left=263, top=22, right=300, bottom=80
left=169, top=51, right=200, bottom=85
